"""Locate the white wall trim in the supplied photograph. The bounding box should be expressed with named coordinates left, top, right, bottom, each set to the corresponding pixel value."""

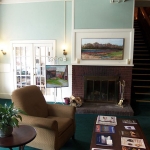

left=72, top=0, right=75, bottom=30
left=0, top=93, right=11, bottom=99
left=132, top=0, right=135, bottom=28
left=0, top=0, right=72, bottom=4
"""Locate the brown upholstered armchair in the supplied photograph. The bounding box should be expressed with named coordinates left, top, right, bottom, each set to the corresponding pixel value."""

left=11, top=85, right=76, bottom=150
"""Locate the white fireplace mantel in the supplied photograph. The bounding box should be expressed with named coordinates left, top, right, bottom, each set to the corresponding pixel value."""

left=71, top=29, right=134, bottom=66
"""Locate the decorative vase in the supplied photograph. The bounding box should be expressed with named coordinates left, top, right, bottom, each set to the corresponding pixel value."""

left=64, top=97, right=70, bottom=105
left=0, top=126, right=13, bottom=138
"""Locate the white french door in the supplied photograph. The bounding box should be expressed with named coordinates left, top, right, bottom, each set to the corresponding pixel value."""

left=12, top=40, right=55, bottom=95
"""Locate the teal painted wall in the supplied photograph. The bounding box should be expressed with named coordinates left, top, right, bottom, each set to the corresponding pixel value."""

left=0, top=1, right=72, bottom=63
left=0, top=0, right=134, bottom=64
left=0, top=2, right=65, bottom=39
left=74, top=0, right=134, bottom=29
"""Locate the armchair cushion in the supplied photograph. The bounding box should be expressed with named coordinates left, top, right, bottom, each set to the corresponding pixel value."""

left=47, top=116, right=73, bottom=136
left=20, top=114, right=58, bottom=131
left=48, top=104, right=76, bottom=119
left=12, top=85, right=49, bottom=117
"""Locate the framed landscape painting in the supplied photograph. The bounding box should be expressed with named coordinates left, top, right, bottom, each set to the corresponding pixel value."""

left=81, top=38, right=124, bottom=60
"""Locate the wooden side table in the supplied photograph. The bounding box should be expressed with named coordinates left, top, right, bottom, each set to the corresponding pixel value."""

left=0, top=125, right=36, bottom=150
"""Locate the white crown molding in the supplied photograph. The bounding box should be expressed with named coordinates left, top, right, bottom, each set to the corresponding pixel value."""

left=0, top=0, right=72, bottom=4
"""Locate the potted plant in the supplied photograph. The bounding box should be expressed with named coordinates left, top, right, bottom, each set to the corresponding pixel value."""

left=0, top=102, right=26, bottom=137
left=64, top=97, right=70, bottom=105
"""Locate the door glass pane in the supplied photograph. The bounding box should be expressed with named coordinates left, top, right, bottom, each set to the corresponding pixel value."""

left=16, top=57, right=20, bottom=62
left=35, top=47, right=40, bottom=56
left=27, top=76, right=31, bottom=85
left=15, top=47, right=20, bottom=57
left=41, top=67, right=45, bottom=76
left=21, top=58, right=25, bottom=67
left=26, top=67, right=30, bottom=75
left=16, top=76, right=20, bottom=84
left=35, top=57, right=40, bottom=65
left=26, top=47, right=30, bottom=56
left=21, top=76, right=25, bottom=84
left=41, top=47, right=45, bottom=56
left=36, top=66, right=40, bottom=75
left=41, top=57, right=45, bottom=66
left=20, top=47, right=25, bottom=57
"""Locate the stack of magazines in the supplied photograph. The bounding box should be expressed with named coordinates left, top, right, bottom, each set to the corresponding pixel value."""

left=96, top=115, right=117, bottom=126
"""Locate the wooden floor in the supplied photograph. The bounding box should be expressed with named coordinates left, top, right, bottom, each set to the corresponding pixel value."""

left=76, top=102, right=134, bottom=116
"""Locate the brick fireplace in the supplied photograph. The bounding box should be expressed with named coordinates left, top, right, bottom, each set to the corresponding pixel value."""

left=72, top=65, right=132, bottom=104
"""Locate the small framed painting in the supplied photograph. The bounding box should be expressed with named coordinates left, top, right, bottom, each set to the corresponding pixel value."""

left=81, top=38, right=124, bottom=60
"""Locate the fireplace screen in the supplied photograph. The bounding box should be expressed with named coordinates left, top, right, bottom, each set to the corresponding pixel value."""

left=84, top=76, right=119, bottom=103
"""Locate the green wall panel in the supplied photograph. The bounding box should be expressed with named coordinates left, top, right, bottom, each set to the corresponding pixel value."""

left=74, top=0, right=134, bottom=29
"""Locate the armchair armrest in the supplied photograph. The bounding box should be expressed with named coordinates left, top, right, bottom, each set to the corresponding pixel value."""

left=47, top=104, right=76, bottom=119
left=20, top=114, right=58, bottom=131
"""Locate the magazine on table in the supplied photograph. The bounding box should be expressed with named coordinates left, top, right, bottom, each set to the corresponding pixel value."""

left=124, top=126, right=136, bottom=130
left=122, top=119, right=137, bottom=124
left=122, top=146, right=146, bottom=150
left=120, top=130, right=140, bottom=138
left=121, top=137, right=146, bottom=149
left=96, top=115, right=117, bottom=126
left=96, top=134, right=113, bottom=146
left=95, top=124, right=115, bottom=133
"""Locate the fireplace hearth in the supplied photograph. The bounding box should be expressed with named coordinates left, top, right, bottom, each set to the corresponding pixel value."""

left=76, top=103, right=134, bottom=116
left=84, top=76, right=119, bottom=103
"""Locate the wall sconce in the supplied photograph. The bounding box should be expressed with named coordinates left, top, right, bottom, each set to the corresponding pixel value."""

left=62, top=45, right=67, bottom=61
left=1, top=50, right=6, bottom=55
left=63, top=50, right=67, bottom=61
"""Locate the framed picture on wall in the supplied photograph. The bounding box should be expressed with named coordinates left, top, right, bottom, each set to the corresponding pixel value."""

left=81, top=38, right=124, bottom=60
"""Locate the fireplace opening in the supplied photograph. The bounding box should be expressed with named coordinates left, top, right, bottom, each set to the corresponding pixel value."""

left=84, top=76, right=119, bottom=103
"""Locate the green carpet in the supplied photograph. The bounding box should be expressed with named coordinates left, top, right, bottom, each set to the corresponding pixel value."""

left=0, top=99, right=150, bottom=150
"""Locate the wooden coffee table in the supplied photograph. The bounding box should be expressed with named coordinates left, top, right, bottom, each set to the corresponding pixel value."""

left=0, top=125, right=36, bottom=150
left=90, top=118, right=150, bottom=150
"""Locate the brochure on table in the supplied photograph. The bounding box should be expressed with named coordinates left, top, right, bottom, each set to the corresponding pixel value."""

left=95, top=125, right=115, bottom=133
left=120, top=130, right=140, bottom=138
left=96, top=115, right=117, bottom=126
left=96, top=134, right=113, bottom=146
left=121, top=137, right=146, bottom=149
